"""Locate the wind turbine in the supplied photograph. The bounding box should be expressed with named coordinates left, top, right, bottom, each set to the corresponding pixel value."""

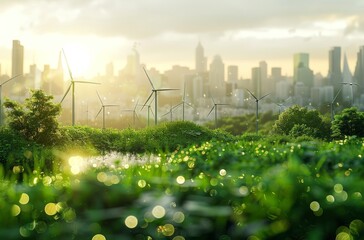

left=275, top=97, right=291, bottom=115
left=207, top=96, right=229, bottom=128
left=246, top=89, right=270, bottom=134
left=162, top=104, right=178, bottom=122
left=0, top=74, right=21, bottom=126
left=331, top=82, right=359, bottom=121
left=121, top=99, right=140, bottom=126
left=140, top=100, right=154, bottom=127
left=142, top=67, right=179, bottom=125
left=173, top=80, right=193, bottom=121
left=95, top=91, right=119, bottom=129
left=60, top=49, right=100, bottom=126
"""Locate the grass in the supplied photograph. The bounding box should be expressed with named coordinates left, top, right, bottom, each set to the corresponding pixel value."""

left=1, top=122, right=364, bottom=239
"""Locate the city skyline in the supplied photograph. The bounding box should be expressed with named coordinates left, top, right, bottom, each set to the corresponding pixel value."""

left=0, top=0, right=363, bottom=78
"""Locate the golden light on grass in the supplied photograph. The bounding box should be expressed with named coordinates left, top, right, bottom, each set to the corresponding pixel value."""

left=44, top=203, right=58, bottom=216
left=152, top=205, right=166, bottom=219
left=68, top=156, right=85, bottom=175
left=19, top=193, right=29, bottom=205
left=125, top=215, right=138, bottom=229
left=92, top=234, right=106, bottom=240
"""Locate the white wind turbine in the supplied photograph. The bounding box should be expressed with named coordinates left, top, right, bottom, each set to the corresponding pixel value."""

left=60, top=49, right=100, bottom=126
left=142, top=67, right=179, bottom=125
left=95, top=91, right=119, bottom=129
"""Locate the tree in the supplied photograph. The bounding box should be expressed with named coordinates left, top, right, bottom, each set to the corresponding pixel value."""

left=331, top=107, right=364, bottom=139
left=4, top=90, right=61, bottom=146
left=272, top=105, right=331, bottom=139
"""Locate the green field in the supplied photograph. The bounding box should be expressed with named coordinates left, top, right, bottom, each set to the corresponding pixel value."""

left=1, top=121, right=364, bottom=240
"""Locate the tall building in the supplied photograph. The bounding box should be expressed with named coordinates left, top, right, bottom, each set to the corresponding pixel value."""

left=342, top=54, right=355, bottom=105
left=195, top=42, right=207, bottom=74
left=209, top=55, right=225, bottom=98
left=11, top=40, right=24, bottom=97
left=259, top=61, right=270, bottom=95
left=251, top=67, right=261, bottom=97
left=40, top=51, right=64, bottom=96
left=12, top=40, right=24, bottom=78
left=293, top=53, right=309, bottom=83
left=227, top=65, right=238, bottom=96
left=328, top=47, right=342, bottom=91
left=354, top=46, right=364, bottom=97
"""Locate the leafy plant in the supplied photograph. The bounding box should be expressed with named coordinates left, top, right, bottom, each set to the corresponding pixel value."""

left=273, top=105, right=331, bottom=139
left=332, top=107, right=364, bottom=139
left=4, top=90, right=61, bottom=146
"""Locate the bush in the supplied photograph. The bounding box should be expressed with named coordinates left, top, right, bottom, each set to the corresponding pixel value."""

left=4, top=90, right=61, bottom=146
left=273, top=105, right=331, bottom=139
left=331, top=107, right=364, bottom=139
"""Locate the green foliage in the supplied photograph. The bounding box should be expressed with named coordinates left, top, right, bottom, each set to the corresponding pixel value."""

left=1, top=136, right=364, bottom=239
left=4, top=90, right=61, bottom=146
left=273, top=105, right=331, bottom=139
left=332, top=107, right=364, bottom=139
left=205, top=111, right=276, bottom=135
left=60, top=121, right=233, bottom=154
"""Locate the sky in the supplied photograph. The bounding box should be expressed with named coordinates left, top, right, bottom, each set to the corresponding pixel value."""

left=0, top=0, right=364, bottom=79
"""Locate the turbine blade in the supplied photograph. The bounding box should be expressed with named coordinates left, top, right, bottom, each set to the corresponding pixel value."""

left=62, top=48, right=74, bottom=82
left=246, top=88, right=258, bottom=100
left=141, top=92, right=154, bottom=110
left=96, top=90, right=103, bottom=104
left=183, top=80, right=187, bottom=100
left=1, top=74, right=22, bottom=86
left=95, top=107, right=102, bottom=118
left=143, top=67, right=155, bottom=89
left=156, top=88, right=179, bottom=91
left=60, top=83, right=72, bottom=103
left=259, top=93, right=270, bottom=101
left=74, top=80, right=100, bottom=84
left=207, top=106, right=215, bottom=117
left=134, top=99, right=139, bottom=111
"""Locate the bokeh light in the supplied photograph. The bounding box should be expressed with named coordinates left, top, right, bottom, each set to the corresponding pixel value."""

left=152, top=205, right=166, bottom=219
left=125, top=215, right=138, bottom=229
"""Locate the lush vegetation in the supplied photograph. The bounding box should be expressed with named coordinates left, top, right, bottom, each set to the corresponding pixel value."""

left=1, top=91, right=364, bottom=239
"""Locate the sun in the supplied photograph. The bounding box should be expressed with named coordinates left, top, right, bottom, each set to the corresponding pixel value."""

left=62, top=44, right=92, bottom=78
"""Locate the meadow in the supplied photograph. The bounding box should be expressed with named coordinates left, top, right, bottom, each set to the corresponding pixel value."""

left=0, top=121, right=364, bottom=239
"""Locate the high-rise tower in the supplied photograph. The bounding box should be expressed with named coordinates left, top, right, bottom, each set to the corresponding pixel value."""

left=328, top=47, right=342, bottom=90
left=209, top=55, right=225, bottom=98
left=195, top=42, right=207, bottom=74
left=12, top=40, right=24, bottom=78
left=293, top=53, right=309, bottom=83
left=354, top=46, right=364, bottom=96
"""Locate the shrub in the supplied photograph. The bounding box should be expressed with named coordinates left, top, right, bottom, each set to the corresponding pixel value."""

left=4, top=90, right=61, bottom=146
left=331, top=107, right=364, bottom=139
left=273, top=105, right=331, bottom=139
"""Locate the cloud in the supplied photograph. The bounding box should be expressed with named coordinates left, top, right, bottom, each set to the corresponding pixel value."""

left=5, top=0, right=361, bottom=39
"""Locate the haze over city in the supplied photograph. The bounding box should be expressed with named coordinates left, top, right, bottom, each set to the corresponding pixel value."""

left=1, top=0, right=364, bottom=78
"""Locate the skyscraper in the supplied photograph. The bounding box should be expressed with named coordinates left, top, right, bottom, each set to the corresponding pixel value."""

left=12, top=40, right=24, bottom=78
left=328, top=47, right=342, bottom=90
left=354, top=46, right=364, bottom=97
left=251, top=67, right=261, bottom=97
left=293, top=53, right=309, bottom=83
left=227, top=65, right=238, bottom=97
left=209, top=55, right=225, bottom=98
left=195, top=42, right=207, bottom=74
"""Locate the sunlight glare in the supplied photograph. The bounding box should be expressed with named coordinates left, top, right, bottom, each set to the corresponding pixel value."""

left=63, top=45, right=92, bottom=78
left=68, top=156, right=85, bottom=175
